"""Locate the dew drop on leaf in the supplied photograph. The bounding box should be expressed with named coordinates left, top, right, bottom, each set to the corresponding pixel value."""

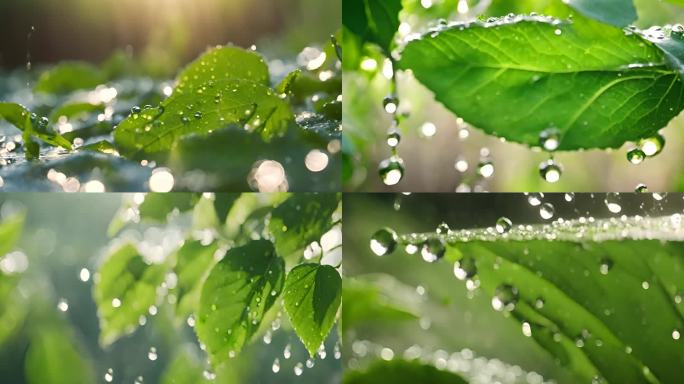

left=453, top=257, right=477, bottom=280
left=539, top=128, right=560, bottom=151
left=599, top=258, right=613, bottom=275
left=370, top=227, right=398, bottom=256
left=435, top=222, right=450, bottom=235
left=383, top=95, right=398, bottom=114
left=639, top=134, right=665, bottom=157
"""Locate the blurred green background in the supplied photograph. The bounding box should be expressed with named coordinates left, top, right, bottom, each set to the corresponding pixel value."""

left=0, top=0, right=340, bottom=76
left=343, top=0, right=684, bottom=192
left=0, top=194, right=341, bottom=384
left=342, top=192, right=684, bottom=383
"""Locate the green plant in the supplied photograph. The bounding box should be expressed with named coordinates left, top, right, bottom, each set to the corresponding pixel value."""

left=343, top=0, right=684, bottom=191
left=0, top=41, right=341, bottom=192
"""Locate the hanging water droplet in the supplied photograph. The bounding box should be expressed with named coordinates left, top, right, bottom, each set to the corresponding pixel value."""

left=539, top=128, right=560, bottom=151
left=540, top=203, right=555, bottom=220
left=436, top=222, right=450, bottom=235
left=639, top=134, right=665, bottom=157
left=671, top=24, right=684, bottom=39
left=453, top=257, right=477, bottom=280
left=599, top=258, right=613, bottom=275
left=604, top=193, right=622, bottom=213
left=370, top=227, right=398, bottom=256
left=635, top=183, right=648, bottom=193
left=627, top=148, right=645, bottom=164
left=477, top=159, right=494, bottom=178
left=491, top=284, right=519, bottom=311
left=283, top=344, right=292, bottom=359
left=386, top=131, right=401, bottom=147
left=495, top=217, right=512, bottom=234
left=421, top=238, right=445, bottom=263
left=379, top=156, right=405, bottom=186
left=539, top=159, right=562, bottom=183
left=383, top=95, right=398, bottom=114
left=305, top=358, right=315, bottom=368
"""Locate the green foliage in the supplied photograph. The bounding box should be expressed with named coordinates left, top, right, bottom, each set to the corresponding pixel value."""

left=443, top=239, right=684, bottom=383
left=343, top=0, right=403, bottom=54
left=139, top=193, right=199, bottom=221
left=173, top=240, right=219, bottom=319
left=24, top=326, right=95, bottom=384
left=0, top=102, right=72, bottom=158
left=399, top=17, right=684, bottom=150
left=0, top=211, right=25, bottom=256
left=565, top=0, right=637, bottom=27
left=196, top=240, right=285, bottom=365
left=283, top=263, right=342, bottom=356
left=34, top=62, right=106, bottom=94
left=160, top=347, right=212, bottom=384
left=269, top=192, right=340, bottom=257
left=344, top=359, right=468, bottom=384
left=93, top=243, right=168, bottom=346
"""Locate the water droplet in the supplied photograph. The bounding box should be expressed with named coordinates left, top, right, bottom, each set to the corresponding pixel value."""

left=539, top=128, right=560, bottom=151
left=148, top=347, right=157, bottom=361
left=386, top=131, right=401, bottom=147
left=383, top=95, right=398, bottom=114
left=495, top=217, right=512, bottom=234
left=283, top=344, right=292, bottom=359
left=131, top=106, right=141, bottom=115
left=527, top=193, right=544, bottom=206
left=181, top=116, right=190, bottom=124
left=370, top=228, right=398, bottom=256
left=104, top=368, right=114, bottom=382
left=379, top=156, right=405, bottom=186
left=672, top=24, right=684, bottom=39
left=599, top=258, right=613, bottom=275
left=477, top=159, right=494, bottom=178
left=554, top=28, right=562, bottom=36
left=421, top=238, right=445, bottom=263
left=194, top=111, right=203, bottom=120
left=539, top=203, right=555, bottom=220
left=539, top=159, right=562, bottom=183
left=57, top=298, right=69, bottom=312
left=38, top=116, right=49, bottom=128
left=627, top=148, right=645, bottom=164
left=673, top=329, right=681, bottom=340
left=639, top=134, right=665, bottom=157
left=272, top=358, right=281, bottom=372
left=294, top=362, right=304, bottom=376
left=491, top=284, right=519, bottom=311
left=605, top=193, right=622, bottom=213
left=453, top=257, right=476, bottom=280
left=436, top=222, right=450, bottom=235
left=564, top=192, right=575, bottom=202
left=134, top=376, right=144, bottom=384
left=635, top=183, right=648, bottom=193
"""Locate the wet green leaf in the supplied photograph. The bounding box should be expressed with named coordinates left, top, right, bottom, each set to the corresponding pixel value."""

left=268, top=193, right=340, bottom=257
left=34, top=62, right=106, bottom=94
left=444, top=239, right=684, bottom=383
left=344, top=359, right=468, bottom=384
left=93, top=243, right=168, bottom=346
left=0, top=102, right=72, bottom=152
left=173, top=240, right=219, bottom=320
left=283, top=263, right=341, bottom=356
left=196, top=240, right=284, bottom=365
left=175, top=45, right=270, bottom=89
left=399, top=17, right=684, bottom=150
left=25, top=326, right=95, bottom=384
left=343, top=0, right=403, bottom=54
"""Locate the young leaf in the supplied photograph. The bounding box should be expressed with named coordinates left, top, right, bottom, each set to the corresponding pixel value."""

left=565, top=0, right=637, bottom=27
left=399, top=16, right=684, bottom=151
left=283, top=263, right=342, bottom=356
left=34, top=62, right=106, bottom=94
left=343, top=0, right=403, bottom=54
left=196, top=240, right=284, bottom=365
left=344, top=359, right=468, bottom=384
left=174, top=240, right=219, bottom=319
left=441, top=232, right=684, bottom=383
left=93, top=243, right=168, bottom=346
left=25, top=326, right=95, bottom=384
left=0, top=102, right=72, bottom=151
left=269, top=193, right=340, bottom=257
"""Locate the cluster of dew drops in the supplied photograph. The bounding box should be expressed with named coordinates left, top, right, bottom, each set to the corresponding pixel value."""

left=369, top=193, right=683, bottom=346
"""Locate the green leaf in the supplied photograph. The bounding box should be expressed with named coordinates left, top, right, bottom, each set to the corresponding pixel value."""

left=175, top=45, right=270, bottom=89
left=343, top=0, right=403, bottom=54
left=0, top=211, right=25, bottom=256
left=283, top=263, right=342, bottom=356
left=174, top=240, right=219, bottom=319
left=565, top=0, right=637, bottom=27
left=344, top=359, right=468, bottom=384
left=439, top=230, right=684, bottom=382
left=93, top=243, right=168, bottom=346
left=34, top=62, right=106, bottom=94
left=25, top=326, right=95, bottom=384
left=196, top=240, right=284, bottom=365
left=399, top=16, right=684, bottom=150
left=139, top=193, right=198, bottom=221
left=79, top=140, right=119, bottom=155
left=269, top=193, right=340, bottom=257
left=191, top=195, right=220, bottom=230
left=213, top=193, right=240, bottom=224
left=0, top=102, right=72, bottom=151
left=276, top=69, right=302, bottom=95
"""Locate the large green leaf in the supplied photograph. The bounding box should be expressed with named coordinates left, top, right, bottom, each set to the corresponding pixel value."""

left=396, top=216, right=684, bottom=384
left=565, top=0, right=637, bottom=27
left=344, top=359, right=468, bottom=384
left=174, top=240, right=219, bottom=319
left=113, top=46, right=292, bottom=158
left=343, top=0, right=403, bottom=54
left=93, top=243, right=168, bottom=346
left=399, top=16, right=684, bottom=151
left=268, top=193, right=340, bottom=257
left=34, top=62, right=106, bottom=94
left=196, top=240, right=284, bottom=365
left=283, top=263, right=342, bottom=356
left=25, top=326, right=95, bottom=384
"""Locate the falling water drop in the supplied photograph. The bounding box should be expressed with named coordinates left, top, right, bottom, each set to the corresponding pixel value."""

left=294, top=362, right=304, bottom=376
left=539, top=128, right=560, bottom=151
left=539, top=159, right=562, bottom=183
left=386, top=131, right=401, bottom=147
left=539, top=203, right=555, bottom=220
left=627, top=148, right=645, bottom=165
left=477, top=159, right=494, bottom=178
left=148, top=347, right=158, bottom=361
left=527, top=193, right=544, bottom=206
left=383, top=95, right=398, bottom=114
left=272, top=358, right=281, bottom=373
left=379, top=156, right=405, bottom=186
left=635, top=184, right=648, bottom=193
left=639, top=134, right=665, bottom=157
left=604, top=193, right=622, bottom=213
